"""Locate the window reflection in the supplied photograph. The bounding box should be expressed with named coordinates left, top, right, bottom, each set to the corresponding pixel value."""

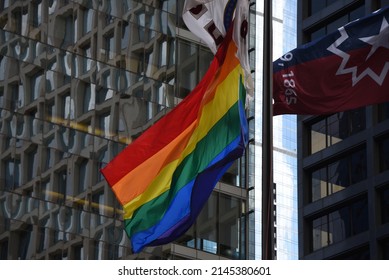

left=378, top=136, right=389, bottom=172
left=307, top=4, right=365, bottom=41
left=219, top=194, right=241, bottom=259
left=176, top=192, right=245, bottom=258
left=311, top=148, right=367, bottom=202
left=4, top=158, right=21, bottom=190
left=82, top=8, right=94, bottom=35
left=32, top=1, right=42, bottom=28
left=27, top=145, right=39, bottom=180
left=378, top=102, right=389, bottom=122
left=197, top=192, right=217, bottom=254
left=383, top=239, right=389, bottom=259
left=381, top=187, right=389, bottom=225
left=17, top=225, right=33, bottom=259
left=310, top=108, right=366, bottom=154
left=312, top=197, right=368, bottom=251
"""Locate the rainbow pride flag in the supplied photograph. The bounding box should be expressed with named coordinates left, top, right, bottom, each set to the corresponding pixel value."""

left=101, top=26, right=248, bottom=253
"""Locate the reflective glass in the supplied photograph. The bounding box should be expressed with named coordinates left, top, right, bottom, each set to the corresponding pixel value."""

left=378, top=136, right=389, bottom=172
left=83, top=8, right=94, bottom=35
left=310, top=108, right=366, bottom=154
left=311, top=197, right=368, bottom=251
left=382, top=188, right=389, bottom=224
left=177, top=40, right=197, bottom=98
left=378, top=102, right=389, bottom=122
left=311, top=148, right=367, bottom=202
left=196, top=192, right=218, bottom=254
left=27, top=145, right=39, bottom=180
left=219, top=194, right=241, bottom=259
left=32, top=1, right=42, bottom=28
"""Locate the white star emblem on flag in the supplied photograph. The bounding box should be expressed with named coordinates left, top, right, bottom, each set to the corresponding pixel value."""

left=327, top=16, right=389, bottom=86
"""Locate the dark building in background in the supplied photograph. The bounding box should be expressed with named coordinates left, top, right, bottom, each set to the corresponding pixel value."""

left=297, top=0, right=389, bottom=259
left=0, top=0, right=256, bottom=260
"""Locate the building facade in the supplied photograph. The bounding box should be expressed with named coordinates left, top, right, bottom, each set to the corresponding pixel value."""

left=297, top=0, right=389, bottom=259
left=0, top=0, right=299, bottom=260
left=0, top=0, right=257, bottom=260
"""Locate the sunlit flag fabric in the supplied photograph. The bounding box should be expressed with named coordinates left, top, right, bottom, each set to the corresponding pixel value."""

left=101, top=6, right=250, bottom=253
left=273, top=6, right=389, bottom=115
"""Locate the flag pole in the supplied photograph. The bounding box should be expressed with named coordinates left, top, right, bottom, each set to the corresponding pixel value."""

left=262, top=0, right=274, bottom=260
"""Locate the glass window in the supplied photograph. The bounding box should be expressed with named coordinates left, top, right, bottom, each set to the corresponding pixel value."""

left=307, top=4, right=365, bottom=42
left=177, top=40, right=199, bottom=98
left=311, top=196, right=368, bottom=251
left=196, top=192, right=218, bottom=254
left=82, top=83, right=95, bottom=113
left=310, top=26, right=326, bottom=42
left=0, top=57, right=5, bottom=82
left=378, top=102, right=389, bottom=122
left=17, top=225, right=33, bottom=259
left=0, top=240, right=8, bottom=259
left=332, top=246, right=370, bottom=259
left=311, top=148, right=367, bottom=202
left=309, top=1, right=326, bottom=16
left=37, top=216, right=50, bottom=253
left=309, top=0, right=359, bottom=16
left=30, top=71, right=43, bottom=102
left=382, top=238, right=389, bottom=259
left=177, top=41, right=213, bottom=98
left=77, top=158, right=88, bottom=194
left=121, top=21, right=130, bottom=52
left=27, top=145, right=39, bottom=180
left=10, top=82, right=25, bottom=111
left=80, top=44, right=92, bottom=73
left=327, top=14, right=348, bottom=33
left=98, top=112, right=111, bottom=138
left=219, top=194, right=242, bottom=259
left=32, top=0, right=42, bottom=28
left=104, top=33, right=115, bottom=62
left=381, top=187, right=389, bottom=224
left=310, top=108, right=365, bottom=154
left=4, top=158, right=21, bottom=190
left=55, top=169, right=67, bottom=204
left=60, top=93, right=74, bottom=120
left=2, top=0, right=9, bottom=9
left=92, top=191, right=104, bottom=216
left=221, top=159, right=241, bottom=187
left=72, top=244, right=84, bottom=260
left=378, top=135, right=389, bottom=173
left=0, top=87, right=3, bottom=114
left=62, top=15, right=75, bottom=49
left=83, top=8, right=94, bottom=35
left=349, top=5, right=365, bottom=21
left=42, top=146, right=55, bottom=172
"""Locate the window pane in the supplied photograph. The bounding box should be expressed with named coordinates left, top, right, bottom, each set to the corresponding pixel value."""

left=219, top=194, right=241, bottom=259
left=378, top=136, right=389, bottom=172
left=311, top=119, right=326, bottom=154
left=196, top=192, right=217, bottom=254
left=381, top=188, right=389, bottom=224
left=378, top=102, right=389, bottom=122
left=310, top=108, right=365, bottom=154
left=311, top=197, right=368, bottom=252
left=312, top=216, right=329, bottom=251
left=310, top=149, right=366, bottom=201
